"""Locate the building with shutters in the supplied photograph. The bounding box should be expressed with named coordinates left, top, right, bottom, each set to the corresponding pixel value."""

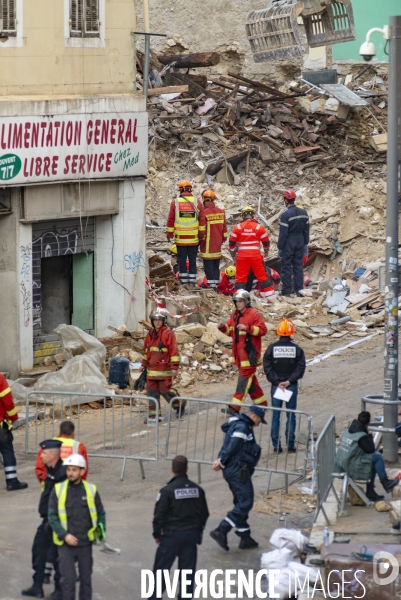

left=0, top=1, right=148, bottom=377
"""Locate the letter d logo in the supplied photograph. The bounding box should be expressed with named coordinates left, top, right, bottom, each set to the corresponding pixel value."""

left=373, top=551, right=399, bottom=586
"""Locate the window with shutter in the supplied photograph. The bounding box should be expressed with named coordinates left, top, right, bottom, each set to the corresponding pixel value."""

left=1, top=0, right=17, bottom=36
left=70, top=0, right=99, bottom=38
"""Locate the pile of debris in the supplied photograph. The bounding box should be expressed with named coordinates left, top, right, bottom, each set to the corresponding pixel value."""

left=142, top=49, right=389, bottom=279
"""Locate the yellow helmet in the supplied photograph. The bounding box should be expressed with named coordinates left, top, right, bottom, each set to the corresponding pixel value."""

left=225, top=265, right=236, bottom=278
left=168, top=243, right=177, bottom=255
left=241, top=205, right=255, bottom=218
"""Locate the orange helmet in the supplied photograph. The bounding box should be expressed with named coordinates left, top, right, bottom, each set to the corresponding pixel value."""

left=276, top=318, right=295, bottom=337
left=202, top=189, right=216, bottom=202
left=178, top=179, right=192, bottom=190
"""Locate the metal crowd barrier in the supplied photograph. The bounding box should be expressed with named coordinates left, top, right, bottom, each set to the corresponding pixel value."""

left=25, top=391, right=159, bottom=480
left=314, top=415, right=339, bottom=525
left=164, top=396, right=313, bottom=492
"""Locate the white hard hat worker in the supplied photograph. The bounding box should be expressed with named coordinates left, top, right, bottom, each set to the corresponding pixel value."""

left=64, top=453, right=87, bottom=470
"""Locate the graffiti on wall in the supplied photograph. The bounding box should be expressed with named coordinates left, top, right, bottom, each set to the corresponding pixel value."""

left=20, top=244, right=32, bottom=327
left=124, top=250, right=145, bottom=273
left=32, top=225, right=88, bottom=334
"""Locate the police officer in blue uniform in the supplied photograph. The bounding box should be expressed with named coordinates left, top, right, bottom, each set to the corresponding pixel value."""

left=151, top=455, right=209, bottom=599
left=210, top=405, right=266, bottom=551
left=22, top=439, right=66, bottom=600
left=278, top=189, right=309, bottom=297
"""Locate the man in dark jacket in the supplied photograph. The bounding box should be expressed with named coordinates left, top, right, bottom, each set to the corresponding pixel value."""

left=334, top=411, right=398, bottom=501
left=210, top=406, right=266, bottom=552
left=278, top=189, right=309, bottom=296
left=48, top=454, right=106, bottom=600
left=22, top=440, right=67, bottom=600
left=150, top=455, right=209, bottom=599
left=263, top=319, right=305, bottom=453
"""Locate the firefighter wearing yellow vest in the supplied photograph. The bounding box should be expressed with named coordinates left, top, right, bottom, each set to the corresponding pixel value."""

left=48, top=455, right=106, bottom=600
left=166, top=180, right=206, bottom=286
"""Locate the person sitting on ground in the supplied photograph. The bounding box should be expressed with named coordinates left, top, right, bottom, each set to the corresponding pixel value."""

left=333, top=411, right=398, bottom=502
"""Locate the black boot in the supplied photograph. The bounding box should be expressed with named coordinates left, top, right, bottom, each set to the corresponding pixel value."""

left=210, top=528, right=229, bottom=551
left=21, top=585, right=44, bottom=598
left=45, top=589, right=63, bottom=600
left=380, top=476, right=398, bottom=493
left=239, top=535, right=259, bottom=549
left=7, top=478, right=28, bottom=491
left=176, top=405, right=185, bottom=419
left=366, top=483, right=384, bottom=501
left=221, top=406, right=239, bottom=417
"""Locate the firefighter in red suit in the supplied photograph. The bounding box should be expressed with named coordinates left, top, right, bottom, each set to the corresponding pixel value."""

left=35, top=420, right=88, bottom=483
left=255, top=266, right=281, bottom=300
left=166, top=180, right=205, bottom=286
left=198, top=265, right=236, bottom=296
left=141, top=308, right=185, bottom=422
left=218, top=290, right=268, bottom=415
left=0, top=373, right=28, bottom=490
left=199, top=189, right=228, bottom=290
left=229, top=206, right=271, bottom=300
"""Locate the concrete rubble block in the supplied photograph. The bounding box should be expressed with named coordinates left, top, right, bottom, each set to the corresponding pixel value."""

left=111, top=346, right=120, bottom=357
left=180, top=355, right=190, bottom=365
left=193, top=352, right=206, bottom=362
left=209, top=364, right=223, bottom=372
left=206, top=322, right=232, bottom=344
left=292, top=319, right=309, bottom=328
left=183, top=324, right=206, bottom=338
left=43, top=356, right=53, bottom=367
left=274, top=303, right=298, bottom=318
left=54, top=353, right=65, bottom=366
left=375, top=500, right=392, bottom=512
left=345, top=321, right=367, bottom=332
left=175, top=331, right=195, bottom=345
left=347, top=307, right=361, bottom=321
left=179, top=372, right=195, bottom=387
left=193, top=342, right=205, bottom=353
left=128, top=350, right=144, bottom=362
left=200, top=332, right=218, bottom=347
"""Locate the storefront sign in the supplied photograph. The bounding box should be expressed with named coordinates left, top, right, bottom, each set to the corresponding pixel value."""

left=0, top=112, right=147, bottom=184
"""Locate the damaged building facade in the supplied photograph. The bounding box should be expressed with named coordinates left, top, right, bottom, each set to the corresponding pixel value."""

left=0, top=1, right=148, bottom=377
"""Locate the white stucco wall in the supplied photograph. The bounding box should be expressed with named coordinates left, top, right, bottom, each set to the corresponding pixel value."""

left=95, top=177, right=146, bottom=337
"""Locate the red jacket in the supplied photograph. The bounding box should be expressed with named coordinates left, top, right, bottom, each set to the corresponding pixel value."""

left=200, top=202, right=227, bottom=259
left=0, top=374, right=18, bottom=424
left=166, top=193, right=206, bottom=246
left=255, top=267, right=281, bottom=293
left=229, top=219, right=270, bottom=255
left=35, top=437, right=89, bottom=483
left=142, top=325, right=180, bottom=379
left=198, top=272, right=235, bottom=296
left=218, top=307, right=267, bottom=368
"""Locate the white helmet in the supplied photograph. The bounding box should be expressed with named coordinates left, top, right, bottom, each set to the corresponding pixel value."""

left=233, top=289, right=251, bottom=307
left=64, top=453, right=86, bottom=469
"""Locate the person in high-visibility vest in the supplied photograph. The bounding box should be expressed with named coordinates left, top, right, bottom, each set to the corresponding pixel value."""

left=48, top=454, right=106, bottom=600
left=0, top=373, right=28, bottom=491
left=35, top=420, right=88, bottom=484
left=166, top=180, right=205, bottom=286
left=199, top=189, right=227, bottom=290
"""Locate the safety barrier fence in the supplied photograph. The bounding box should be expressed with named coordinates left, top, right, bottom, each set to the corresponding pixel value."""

left=25, top=391, right=159, bottom=480
left=314, top=415, right=338, bottom=526
left=24, top=392, right=314, bottom=491
left=165, top=397, right=313, bottom=492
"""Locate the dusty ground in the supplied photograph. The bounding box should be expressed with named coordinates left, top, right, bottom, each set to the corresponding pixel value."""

left=0, top=334, right=394, bottom=600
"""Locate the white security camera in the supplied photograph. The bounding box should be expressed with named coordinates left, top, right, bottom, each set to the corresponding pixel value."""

left=359, top=40, right=376, bottom=61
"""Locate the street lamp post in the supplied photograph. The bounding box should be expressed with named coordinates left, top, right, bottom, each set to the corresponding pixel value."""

left=383, top=16, right=401, bottom=462
left=360, top=18, right=401, bottom=461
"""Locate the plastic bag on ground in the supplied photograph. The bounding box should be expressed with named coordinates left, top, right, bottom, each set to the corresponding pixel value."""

left=7, top=380, right=29, bottom=405
left=33, top=355, right=108, bottom=403
left=269, top=528, right=308, bottom=553
left=261, top=548, right=298, bottom=571
left=54, top=324, right=106, bottom=368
